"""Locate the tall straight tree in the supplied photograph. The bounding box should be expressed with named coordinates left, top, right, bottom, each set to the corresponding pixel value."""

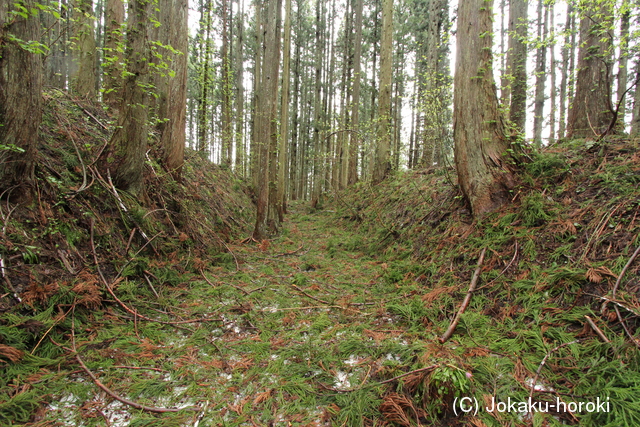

left=250, top=0, right=263, bottom=184
left=419, top=0, right=444, bottom=167
left=548, top=2, right=556, bottom=143
left=617, top=0, right=631, bottom=126
left=221, top=0, right=233, bottom=166
left=197, top=0, right=213, bottom=153
left=532, top=0, right=548, bottom=145
left=558, top=2, right=575, bottom=139
left=154, top=0, right=188, bottom=180
left=567, top=1, right=613, bottom=138
left=506, top=0, right=527, bottom=133
left=70, top=0, right=97, bottom=99
left=310, top=0, right=323, bottom=208
left=453, top=0, right=517, bottom=216
left=371, top=0, right=393, bottom=184
left=234, top=0, right=245, bottom=175
left=104, top=0, right=151, bottom=195
left=277, top=0, right=292, bottom=220
left=252, top=0, right=282, bottom=239
left=347, top=0, right=363, bottom=185
left=0, top=0, right=42, bottom=201
left=103, top=0, right=125, bottom=107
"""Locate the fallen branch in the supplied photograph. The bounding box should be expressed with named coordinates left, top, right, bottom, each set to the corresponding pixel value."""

left=74, top=352, right=198, bottom=413
left=291, top=284, right=330, bottom=305
left=274, top=245, right=305, bottom=257
left=440, top=248, right=487, bottom=343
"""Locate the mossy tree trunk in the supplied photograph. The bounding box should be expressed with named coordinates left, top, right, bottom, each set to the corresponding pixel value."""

left=453, top=0, right=517, bottom=216
left=197, top=0, right=212, bottom=154
left=0, top=0, right=42, bottom=202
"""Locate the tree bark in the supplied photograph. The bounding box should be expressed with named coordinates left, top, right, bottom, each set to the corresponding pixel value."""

left=348, top=0, right=363, bottom=185
left=155, top=0, right=187, bottom=180
left=310, top=0, right=323, bottom=208
left=0, top=0, right=42, bottom=202
left=249, top=0, right=263, bottom=184
left=234, top=0, right=245, bottom=175
left=567, top=1, right=614, bottom=138
left=632, top=63, right=640, bottom=135
left=507, top=0, right=527, bottom=133
left=221, top=0, right=233, bottom=167
left=70, top=0, right=97, bottom=99
left=453, top=0, right=516, bottom=216
left=104, top=0, right=151, bottom=196
left=372, top=0, right=393, bottom=184
left=252, top=0, right=282, bottom=239
left=548, top=2, right=556, bottom=144
left=532, top=0, right=547, bottom=146
left=277, top=0, right=292, bottom=220
left=197, top=0, right=213, bottom=153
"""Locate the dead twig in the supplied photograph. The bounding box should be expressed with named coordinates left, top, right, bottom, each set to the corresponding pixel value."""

left=440, top=248, right=487, bottom=343
left=605, top=236, right=640, bottom=348
left=580, top=204, right=622, bottom=263
left=143, top=274, right=160, bottom=299
left=113, top=365, right=169, bottom=373
left=591, top=294, right=640, bottom=317
left=90, top=219, right=215, bottom=326
left=528, top=340, right=582, bottom=408
left=264, top=305, right=345, bottom=312
left=585, top=315, right=610, bottom=343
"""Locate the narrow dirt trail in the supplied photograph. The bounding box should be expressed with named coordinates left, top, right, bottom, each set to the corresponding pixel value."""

left=47, top=202, right=424, bottom=426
